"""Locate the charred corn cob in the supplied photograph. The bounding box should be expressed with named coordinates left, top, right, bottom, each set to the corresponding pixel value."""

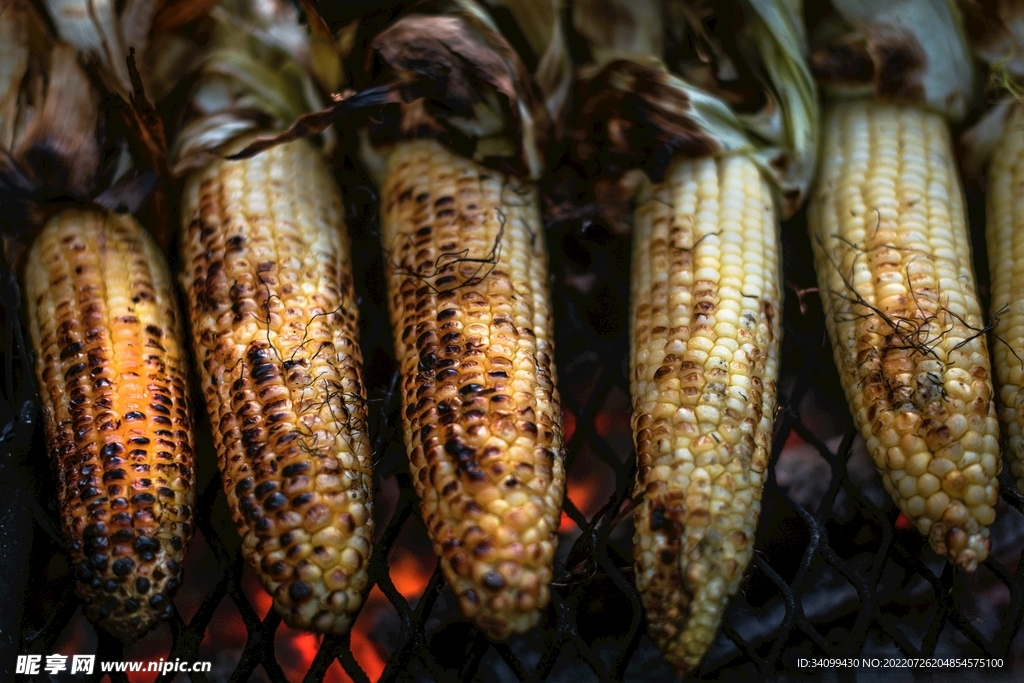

left=179, top=139, right=373, bottom=633
left=381, top=139, right=564, bottom=640
left=808, top=101, right=1000, bottom=570
left=986, top=102, right=1024, bottom=492
left=26, top=208, right=196, bottom=641
left=632, top=155, right=780, bottom=671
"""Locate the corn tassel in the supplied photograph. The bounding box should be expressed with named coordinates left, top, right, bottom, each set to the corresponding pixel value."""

left=179, top=139, right=373, bottom=633
left=809, top=101, right=1000, bottom=570
left=380, top=138, right=564, bottom=641
left=26, top=207, right=196, bottom=642
left=631, top=154, right=781, bottom=672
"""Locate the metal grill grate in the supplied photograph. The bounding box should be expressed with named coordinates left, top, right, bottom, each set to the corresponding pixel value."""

left=5, top=174, right=1024, bottom=682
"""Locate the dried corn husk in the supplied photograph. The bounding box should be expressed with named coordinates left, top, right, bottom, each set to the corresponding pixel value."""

left=572, top=0, right=818, bottom=217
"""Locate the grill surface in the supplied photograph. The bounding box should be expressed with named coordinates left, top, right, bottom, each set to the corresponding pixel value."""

left=4, top=162, right=1024, bottom=682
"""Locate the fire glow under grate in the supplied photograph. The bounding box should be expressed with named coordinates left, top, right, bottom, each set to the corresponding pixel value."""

left=3, top=166, right=1024, bottom=683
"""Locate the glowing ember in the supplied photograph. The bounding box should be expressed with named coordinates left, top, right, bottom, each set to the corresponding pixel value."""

left=388, top=550, right=435, bottom=601
left=350, top=587, right=391, bottom=682
left=275, top=625, right=321, bottom=681
left=561, top=464, right=614, bottom=533
left=242, top=571, right=273, bottom=620
left=564, top=410, right=577, bottom=441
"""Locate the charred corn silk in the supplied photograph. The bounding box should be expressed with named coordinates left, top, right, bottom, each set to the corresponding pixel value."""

left=631, top=154, right=781, bottom=672
left=179, top=140, right=374, bottom=633
left=26, top=208, right=196, bottom=642
left=380, top=139, right=564, bottom=641
left=987, top=103, right=1024, bottom=492
left=809, top=101, right=1000, bottom=570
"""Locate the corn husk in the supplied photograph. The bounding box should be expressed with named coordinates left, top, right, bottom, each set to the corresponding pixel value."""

left=809, top=0, right=976, bottom=121
left=0, top=0, right=116, bottom=248
left=233, top=0, right=569, bottom=183
left=572, top=0, right=818, bottom=218
left=170, top=0, right=337, bottom=173
left=960, top=0, right=1024, bottom=180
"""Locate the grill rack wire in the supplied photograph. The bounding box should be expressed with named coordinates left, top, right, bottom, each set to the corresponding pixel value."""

left=2, top=146, right=1024, bottom=683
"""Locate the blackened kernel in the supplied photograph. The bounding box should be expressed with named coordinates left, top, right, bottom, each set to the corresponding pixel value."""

left=134, top=536, right=159, bottom=553
left=76, top=562, right=94, bottom=582
left=149, top=594, right=166, bottom=608
left=254, top=481, right=278, bottom=497
left=83, top=523, right=107, bottom=538
left=292, top=493, right=314, bottom=507
left=289, top=581, right=313, bottom=601
left=136, top=577, right=151, bottom=593
left=169, top=536, right=183, bottom=551
left=102, top=469, right=127, bottom=482
left=437, top=309, right=457, bottom=321
left=103, top=579, right=118, bottom=593
left=124, top=598, right=140, bottom=613
left=60, top=341, right=84, bottom=360
left=123, top=411, right=145, bottom=421
left=459, top=384, right=483, bottom=396
left=264, top=492, right=287, bottom=511
left=149, top=402, right=171, bottom=415
left=282, top=461, right=310, bottom=477
left=85, top=536, right=109, bottom=551
left=111, top=529, right=134, bottom=542
left=131, top=493, right=156, bottom=505
left=112, top=558, right=135, bottom=577
left=234, top=478, right=254, bottom=495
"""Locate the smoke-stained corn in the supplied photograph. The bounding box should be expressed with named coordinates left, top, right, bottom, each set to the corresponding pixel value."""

left=380, top=139, right=564, bottom=641
left=179, top=139, right=373, bottom=633
left=632, top=154, right=781, bottom=671
left=809, top=101, right=1000, bottom=570
left=26, top=208, right=196, bottom=642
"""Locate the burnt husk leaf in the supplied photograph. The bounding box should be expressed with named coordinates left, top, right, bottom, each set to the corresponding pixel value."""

left=570, top=0, right=818, bottom=220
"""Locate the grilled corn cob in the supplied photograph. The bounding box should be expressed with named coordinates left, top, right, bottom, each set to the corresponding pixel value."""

left=632, top=154, right=780, bottom=671
left=985, top=102, right=1024, bottom=492
left=179, top=138, right=373, bottom=633
left=808, top=101, right=1000, bottom=570
left=26, top=208, right=195, bottom=641
left=380, top=138, right=563, bottom=640
left=573, top=0, right=815, bottom=672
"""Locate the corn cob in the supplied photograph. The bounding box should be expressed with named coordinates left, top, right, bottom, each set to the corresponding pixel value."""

left=985, top=102, right=1024, bottom=492
left=179, top=138, right=373, bottom=633
left=631, top=154, right=780, bottom=672
left=380, top=138, right=564, bottom=640
left=25, top=208, right=196, bottom=642
left=808, top=101, right=1000, bottom=570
